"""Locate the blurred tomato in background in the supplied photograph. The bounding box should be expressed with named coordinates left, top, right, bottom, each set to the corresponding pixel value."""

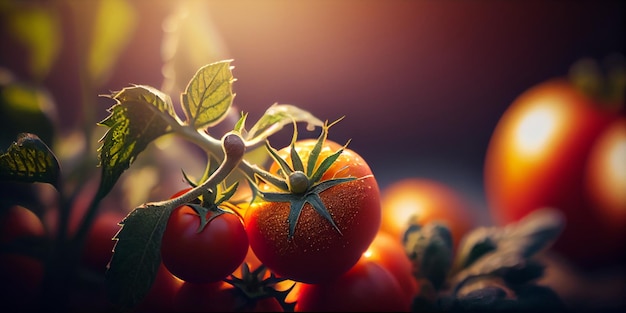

left=380, top=178, right=476, bottom=250
left=484, top=61, right=625, bottom=269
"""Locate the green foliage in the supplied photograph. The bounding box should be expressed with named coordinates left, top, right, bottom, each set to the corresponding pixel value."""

left=97, top=85, right=177, bottom=199
left=105, top=203, right=173, bottom=310
left=0, top=2, right=61, bottom=80
left=182, top=60, right=235, bottom=129
left=0, top=133, right=60, bottom=187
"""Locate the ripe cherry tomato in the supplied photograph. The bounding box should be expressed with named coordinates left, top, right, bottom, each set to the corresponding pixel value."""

left=0, top=205, right=46, bottom=312
left=364, top=231, right=419, bottom=302
left=484, top=78, right=624, bottom=268
left=294, top=250, right=411, bottom=312
left=81, top=210, right=126, bottom=272
left=160, top=192, right=249, bottom=284
left=244, top=139, right=382, bottom=284
left=380, top=178, right=475, bottom=250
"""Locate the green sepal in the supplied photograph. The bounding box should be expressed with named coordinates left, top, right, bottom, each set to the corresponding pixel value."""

left=225, top=263, right=297, bottom=312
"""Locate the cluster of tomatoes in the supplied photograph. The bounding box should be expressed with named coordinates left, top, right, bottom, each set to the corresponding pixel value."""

left=132, top=137, right=425, bottom=312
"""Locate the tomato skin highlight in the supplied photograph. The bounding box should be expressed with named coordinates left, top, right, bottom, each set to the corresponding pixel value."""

left=484, top=78, right=624, bottom=268
left=244, top=139, right=382, bottom=284
left=161, top=204, right=249, bottom=284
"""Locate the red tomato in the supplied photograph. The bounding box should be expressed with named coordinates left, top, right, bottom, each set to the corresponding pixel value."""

left=294, top=252, right=411, bottom=312
left=160, top=200, right=249, bottom=284
left=173, top=280, right=284, bottom=312
left=585, top=117, right=626, bottom=230
left=81, top=211, right=126, bottom=272
left=364, top=231, right=419, bottom=302
left=132, top=262, right=184, bottom=313
left=0, top=205, right=46, bottom=312
left=484, top=78, right=624, bottom=268
left=380, top=178, right=475, bottom=250
left=244, top=139, right=382, bottom=284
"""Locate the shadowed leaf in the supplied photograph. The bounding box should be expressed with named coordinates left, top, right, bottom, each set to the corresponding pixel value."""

left=105, top=203, right=174, bottom=310
left=0, top=133, right=59, bottom=187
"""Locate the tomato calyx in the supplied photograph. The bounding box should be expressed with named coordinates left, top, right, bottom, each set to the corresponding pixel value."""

left=251, top=119, right=369, bottom=239
left=225, top=262, right=296, bottom=312
left=179, top=150, right=245, bottom=228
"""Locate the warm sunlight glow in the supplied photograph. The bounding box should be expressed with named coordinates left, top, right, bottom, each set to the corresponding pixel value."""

left=514, top=104, right=562, bottom=155
left=362, top=249, right=373, bottom=259
left=388, top=195, right=425, bottom=231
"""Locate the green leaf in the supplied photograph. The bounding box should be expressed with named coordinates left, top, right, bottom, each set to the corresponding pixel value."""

left=105, top=204, right=174, bottom=310
left=181, top=60, right=235, bottom=129
left=97, top=85, right=176, bottom=198
left=0, top=133, right=60, bottom=187
left=245, top=103, right=324, bottom=147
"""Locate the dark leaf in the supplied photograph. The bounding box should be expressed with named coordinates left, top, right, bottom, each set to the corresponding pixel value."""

left=451, top=208, right=564, bottom=292
left=0, top=133, right=59, bottom=187
left=105, top=203, right=174, bottom=310
left=403, top=222, right=454, bottom=291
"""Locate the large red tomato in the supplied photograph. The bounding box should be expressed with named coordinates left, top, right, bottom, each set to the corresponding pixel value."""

left=244, top=138, right=381, bottom=284
left=380, top=178, right=476, bottom=250
left=484, top=77, right=624, bottom=268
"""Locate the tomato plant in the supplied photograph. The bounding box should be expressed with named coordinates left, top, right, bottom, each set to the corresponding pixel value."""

left=484, top=60, right=625, bottom=268
left=244, top=121, right=382, bottom=284
left=380, top=178, right=475, bottom=250
left=160, top=194, right=249, bottom=284
left=294, top=249, right=412, bottom=312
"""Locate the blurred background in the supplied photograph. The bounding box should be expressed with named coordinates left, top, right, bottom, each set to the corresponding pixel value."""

left=0, top=0, right=624, bottom=310
left=2, top=0, right=623, bottom=219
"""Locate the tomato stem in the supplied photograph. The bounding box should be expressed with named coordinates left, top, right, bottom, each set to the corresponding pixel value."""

left=152, top=132, right=246, bottom=209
